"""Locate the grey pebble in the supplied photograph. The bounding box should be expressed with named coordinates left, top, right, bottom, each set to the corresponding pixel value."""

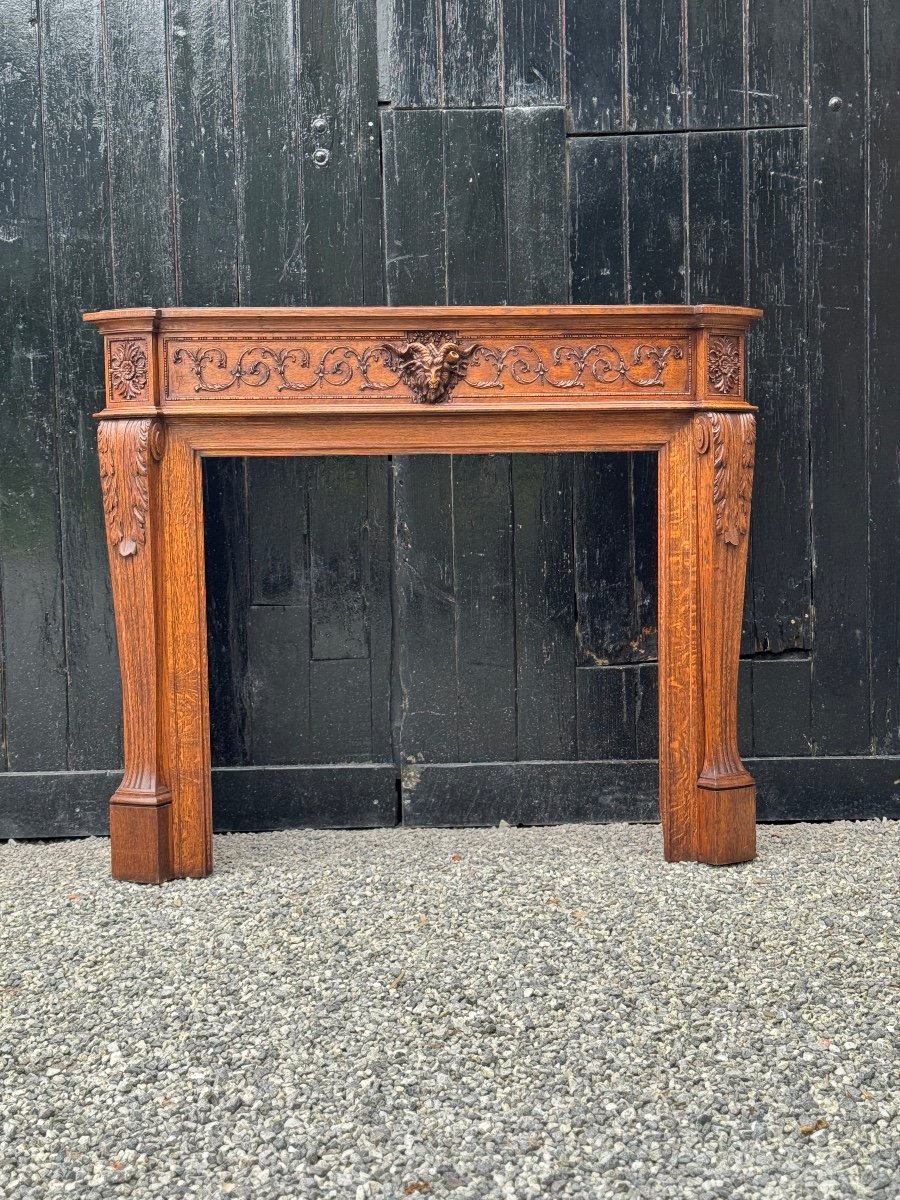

left=0, top=820, right=898, bottom=1199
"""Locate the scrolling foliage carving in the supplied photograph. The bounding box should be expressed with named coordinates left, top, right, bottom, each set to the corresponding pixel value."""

left=98, top=419, right=165, bottom=558
left=467, top=342, right=684, bottom=389
left=694, top=412, right=756, bottom=545
left=169, top=337, right=686, bottom=399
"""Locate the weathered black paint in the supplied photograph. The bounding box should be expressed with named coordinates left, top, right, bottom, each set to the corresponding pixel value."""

left=1, top=0, right=897, bottom=835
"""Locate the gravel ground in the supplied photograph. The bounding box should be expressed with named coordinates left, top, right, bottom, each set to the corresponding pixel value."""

left=1, top=820, right=898, bottom=1200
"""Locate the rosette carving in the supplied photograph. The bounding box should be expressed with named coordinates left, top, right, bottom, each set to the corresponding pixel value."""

left=707, top=336, right=741, bottom=396
left=109, top=339, right=149, bottom=402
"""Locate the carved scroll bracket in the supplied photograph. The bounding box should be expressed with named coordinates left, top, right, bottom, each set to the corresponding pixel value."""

left=98, top=418, right=165, bottom=558
left=694, top=412, right=756, bottom=545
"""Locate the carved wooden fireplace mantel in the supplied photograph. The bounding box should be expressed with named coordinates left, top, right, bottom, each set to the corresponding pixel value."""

left=85, top=304, right=761, bottom=883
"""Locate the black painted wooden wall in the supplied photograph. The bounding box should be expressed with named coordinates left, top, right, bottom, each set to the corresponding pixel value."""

left=1, top=0, right=898, bottom=836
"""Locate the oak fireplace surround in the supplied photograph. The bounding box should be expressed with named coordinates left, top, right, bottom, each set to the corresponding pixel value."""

left=85, top=304, right=761, bottom=883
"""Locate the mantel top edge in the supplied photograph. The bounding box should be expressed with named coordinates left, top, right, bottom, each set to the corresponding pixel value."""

left=83, top=303, right=763, bottom=331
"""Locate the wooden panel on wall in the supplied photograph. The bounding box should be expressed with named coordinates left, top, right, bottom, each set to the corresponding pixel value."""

left=565, top=0, right=623, bottom=133
left=104, top=0, right=175, bottom=303
left=809, top=0, right=870, bottom=754
left=625, top=0, right=685, bottom=131
left=747, top=0, right=807, bottom=127
left=232, top=0, right=304, bottom=305
left=0, top=2, right=67, bottom=770
left=503, top=0, right=562, bottom=106
left=686, top=0, right=744, bottom=129
left=746, top=128, right=811, bottom=655
left=869, top=0, right=900, bottom=754
left=40, top=0, right=119, bottom=770
left=443, top=0, right=502, bottom=107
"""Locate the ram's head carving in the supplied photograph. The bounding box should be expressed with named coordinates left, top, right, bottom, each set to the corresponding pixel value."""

left=382, top=332, right=478, bottom=404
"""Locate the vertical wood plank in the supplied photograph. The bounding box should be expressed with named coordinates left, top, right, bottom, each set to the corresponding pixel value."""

left=574, top=455, right=635, bottom=667
left=204, top=460, right=251, bottom=765
left=453, top=456, right=517, bottom=761
left=442, top=0, right=501, bottom=107
left=502, top=0, right=562, bottom=105
left=394, top=457, right=458, bottom=763
left=248, top=605, right=310, bottom=763
left=381, top=108, right=446, bottom=305
left=358, top=0, right=385, bottom=304
left=505, top=107, right=568, bottom=301
left=569, top=137, right=626, bottom=303
left=377, top=0, right=441, bottom=107
left=103, top=0, right=176, bottom=303
left=625, top=0, right=685, bottom=131
left=686, top=0, right=744, bottom=128
left=40, top=0, right=120, bottom=769
left=626, top=134, right=687, bottom=302
left=565, top=0, right=623, bottom=133
left=309, top=458, right=370, bottom=663
left=246, top=459, right=309, bottom=760
left=445, top=109, right=507, bottom=305
left=687, top=131, right=745, bottom=304
left=0, top=0, right=67, bottom=769
left=169, top=0, right=239, bottom=304
left=365, top=460, right=393, bottom=760
left=752, top=658, right=812, bottom=756
left=513, top=455, right=578, bottom=760
left=869, top=0, right=900, bottom=753
left=299, top=0, right=368, bottom=303
left=808, top=0, right=870, bottom=753
left=747, top=0, right=807, bottom=127
left=746, top=128, right=811, bottom=654
left=308, top=458, right=383, bottom=761
left=232, top=0, right=304, bottom=304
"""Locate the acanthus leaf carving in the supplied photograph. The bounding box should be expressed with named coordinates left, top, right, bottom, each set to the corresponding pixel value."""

left=694, top=412, right=755, bottom=546
left=98, top=419, right=164, bottom=558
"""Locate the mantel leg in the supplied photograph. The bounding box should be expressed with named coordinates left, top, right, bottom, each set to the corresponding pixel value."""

left=161, top=427, right=213, bottom=879
left=658, top=421, right=703, bottom=861
left=693, top=412, right=757, bottom=864
left=98, top=418, right=172, bottom=882
left=658, top=414, right=757, bottom=865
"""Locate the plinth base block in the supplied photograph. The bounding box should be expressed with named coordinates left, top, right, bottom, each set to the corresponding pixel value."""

left=697, top=783, right=757, bottom=865
left=109, top=798, right=174, bottom=884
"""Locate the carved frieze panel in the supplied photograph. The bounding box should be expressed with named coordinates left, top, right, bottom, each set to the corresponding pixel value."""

left=163, top=333, right=692, bottom=403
